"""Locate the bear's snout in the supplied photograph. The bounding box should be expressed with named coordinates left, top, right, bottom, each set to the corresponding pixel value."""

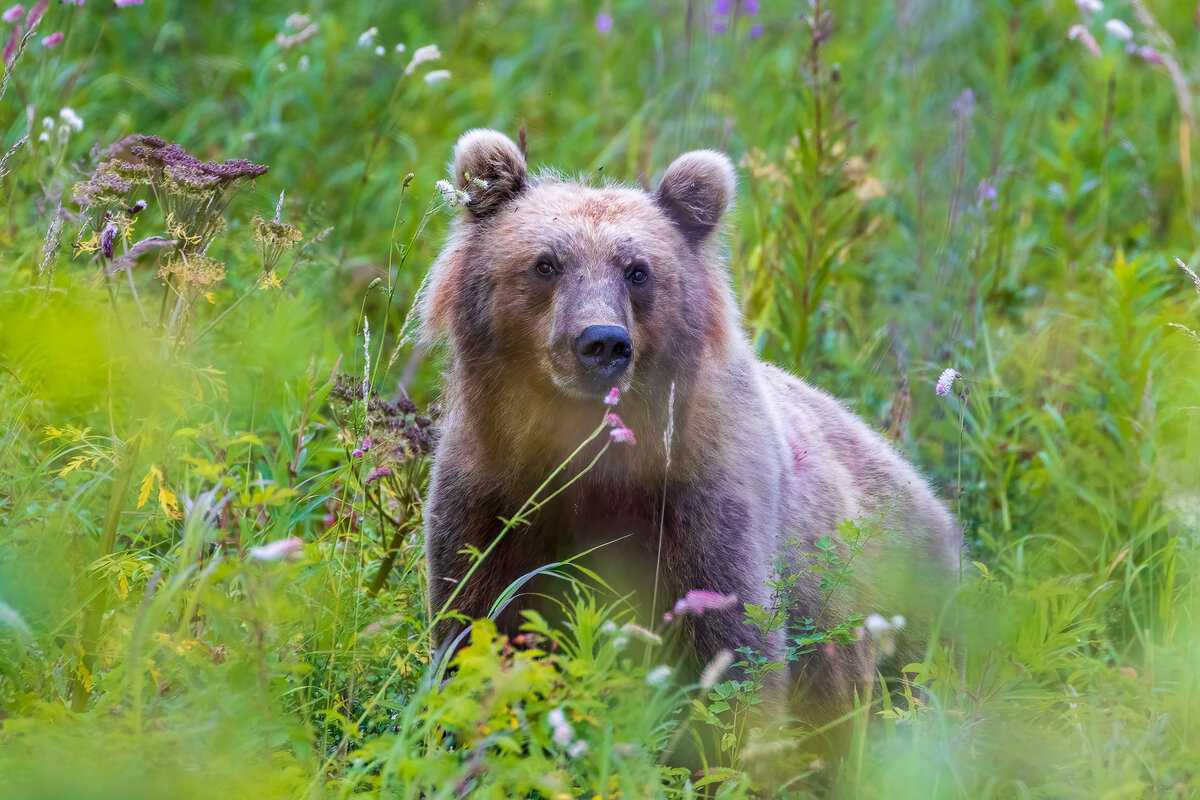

left=575, top=325, right=632, bottom=379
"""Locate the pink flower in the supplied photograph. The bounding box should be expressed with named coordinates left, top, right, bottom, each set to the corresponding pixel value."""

left=40, top=30, right=62, bottom=47
left=114, top=0, right=145, bottom=5
left=362, top=437, right=372, bottom=450
left=248, top=537, right=304, bottom=561
left=603, top=412, right=624, bottom=428
left=1, top=5, right=23, bottom=23
left=609, top=427, right=636, bottom=445
left=24, top=0, right=45, bottom=25
left=2, top=25, right=18, bottom=63
left=603, top=387, right=619, bottom=406
left=935, top=368, right=960, bottom=397
left=594, top=12, right=612, bottom=34
left=365, top=466, right=392, bottom=486
left=61, top=0, right=84, bottom=5
left=351, top=448, right=363, bottom=458
left=1067, top=24, right=1102, bottom=58
left=663, top=589, right=738, bottom=622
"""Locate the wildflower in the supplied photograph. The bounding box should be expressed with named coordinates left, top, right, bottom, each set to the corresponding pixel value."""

left=1068, top=24, right=1102, bottom=58
left=276, top=21, right=318, bottom=48
left=248, top=537, right=304, bottom=561
left=374, top=44, right=384, bottom=56
left=423, top=69, right=450, bottom=84
left=664, top=589, right=738, bottom=622
left=357, top=26, right=377, bottom=48
left=40, top=115, right=52, bottom=129
left=603, top=387, right=619, bottom=406
left=37, top=131, right=48, bottom=142
left=128, top=198, right=147, bottom=214
left=1075, top=0, right=1102, bottom=11
left=609, top=426, right=636, bottom=444
left=251, top=214, right=303, bottom=271
left=864, top=613, right=891, bottom=635
left=977, top=180, right=999, bottom=210
left=1, top=5, right=22, bottom=22
left=547, top=708, right=574, bottom=747
left=24, top=0, right=44, bottom=25
left=3, top=24, right=20, bottom=64
left=40, top=30, right=61, bottom=47
left=621, top=622, right=662, bottom=645
left=365, top=466, right=392, bottom=486
left=55, top=124, right=69, bottom=145
left=435, top=178, right=470, bottom=206
left=594, top=12, right=612, bottom=34
left=404, top=43, right=440, bottom=75
left=567, top=740, right=589, bottom=758
left=59, top=107, right=83, bottom=131
left=603, top=412, right=624, bottom=428
left=646, top=665, right=673, bottom=687
left=61, top=0, right=84, bottom=5
left=935, top=367, right=960, bottom=397
left=1104, top=18, right=1132, bottom=41
left=890, top=615, right=906, bottom=630
left=394, top=42, right=405, bottom=53
left=950, top=88, right=975, bottom=119
left=284, top=12, right=309, bottom=29
left=700, top=649, right=734, bottom=689
left=105, top=236, right=173, bottom=275
left=1136, top=45, right=1163, bottom=64
left=298, top=54, right=309, bottom=70
left=749, top=23, right=763, bottom=37
left=114, top=0, right=145, bottom=5
left=99, top=220, right=118, bottom=259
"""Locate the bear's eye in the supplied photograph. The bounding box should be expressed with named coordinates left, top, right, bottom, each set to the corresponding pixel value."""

left=628, top=264, right=649, bottom=285
left=534, top=258, right=555, bottom=276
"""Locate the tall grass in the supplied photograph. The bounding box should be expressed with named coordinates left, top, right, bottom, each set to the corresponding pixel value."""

left=1, top=1, right=1199, bottom=797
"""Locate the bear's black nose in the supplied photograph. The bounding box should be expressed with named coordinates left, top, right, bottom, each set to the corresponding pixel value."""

left=575, top=325, right=632, bottom=376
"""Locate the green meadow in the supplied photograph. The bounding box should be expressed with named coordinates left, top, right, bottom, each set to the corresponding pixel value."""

left=1, top=1, right=1199, bottom=796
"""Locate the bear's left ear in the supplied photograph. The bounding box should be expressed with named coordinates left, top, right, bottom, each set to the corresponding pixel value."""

left=654, top=150, right=736, bottom=241
left=451, top=129, right=528, bottom=220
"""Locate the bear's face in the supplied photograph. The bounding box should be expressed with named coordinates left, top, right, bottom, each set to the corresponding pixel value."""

left=422, top=130, right=737, bottom=406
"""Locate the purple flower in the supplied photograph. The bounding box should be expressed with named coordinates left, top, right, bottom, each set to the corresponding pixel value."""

left=351, top=448, right=363, bottom=458
left=609, top=426, right=636, bottom=445
left=104, top=236, right=173, bottom=275
left=749, top=23, right=763, bottom=37
left=129, top=198, right=147, bottom=214
left=61, top=0, right=84, bottom=5
left=40, top=30, right=62, bottom=47
left=935, top=368, right=960, bottom=397
left=1, top=5, right=23, bottom=23
left=664, top=589, right=738, bottom=622
left=248, top=537, right=304, bottom=562
left=24, top=0, right=45, bottom=25
left=742, top=0, right=758, bottom=14
left=100, top=220, right=118, bottom=259
left=594, top=12, right=612, bottom=34
left=603, top=387, right=619, bottom=406
left=114, top=0, right=145, bottom=5
left=950, top=88, right=975, bottom=119
left=365, top=466, right=392, bottom=486
left=713, top=0, right=730, bottom=15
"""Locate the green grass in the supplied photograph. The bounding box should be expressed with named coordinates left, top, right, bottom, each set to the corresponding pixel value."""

left=1, top=0, right=1199, bottom=797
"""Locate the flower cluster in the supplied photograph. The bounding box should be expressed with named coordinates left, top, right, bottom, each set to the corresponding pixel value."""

left=600, top=387, right=637, bottom=444
left=546, top=708, right=588, bottom=758
left=1066, top=2, right=1162, bottom=64
left=935, top=367, right=967, bottom=399
left=329, top=373, right=438, bottom=468
left=662, top=589, right=739, bottom=623
left=251, top=194, right=303, bottom=275
left=711, top=0, right=762, bottom=38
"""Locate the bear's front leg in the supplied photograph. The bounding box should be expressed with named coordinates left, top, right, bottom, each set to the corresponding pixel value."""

left=424, top=460, right=548, bottom=646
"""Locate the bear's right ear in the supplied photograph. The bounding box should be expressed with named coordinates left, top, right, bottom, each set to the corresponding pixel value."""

left=450, top=129, right=528, bottom=220
left=654, top=150, right=736, bottom=241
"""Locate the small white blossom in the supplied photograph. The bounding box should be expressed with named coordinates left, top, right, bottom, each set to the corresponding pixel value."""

left=248, top=537, right=304, bottom=561
left=935, top=367, right=960, bottom=397
left=568, top=740, right=589, bottom=758
left=41, top=116, right=54, bottom=129
left=700, top=650, right=734, bottom=690
left=424, top=69, right=451, bottom=84
left=298, top=55, right=309, bottom=71
left=435, top=178, right=470, bottom=206
left=1075, top=0, right=1103, bottom=12
left=394, top=43, right=405, bottom=53
left=59, top=107, right=83, bottom=132
left=646, top=665, right=673, bottom=688
left=404, top=43, right=441, bottom=75
left=890, top=615, right=907, bottom=630
left=357, top=26, right=378, bottom=48
left=1104, top=18, right=1132, bottom=41
left=374, top=44, right=384, bottom=56
left=864, top=613, right=891, bottom=635
left=37, top=131, right=49, bottom=143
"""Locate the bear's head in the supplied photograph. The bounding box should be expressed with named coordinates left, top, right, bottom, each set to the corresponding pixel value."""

left=421, top=129, right=738, bottom=418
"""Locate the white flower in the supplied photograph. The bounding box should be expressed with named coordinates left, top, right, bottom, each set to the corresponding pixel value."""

left=357, top=26, right=378, bottom=48
left=435, top=178, right=470, bottom=206
left=298, top=55, right=309, bottom=71
left=394, top=43, right=405, bottom=53
left=890, top=615, right=907, bottom=630
left=404, top=43, right=441, bottom=75
left=56, top=125, right=70, bottom=144
left=1104, top=18, right=1132, bottom=41
left=374, top=44, right=384, bottom=56
left=59, top=107, right=83, bottom=132
left=567, top=740, right=589, bottom=758
left=424, top=69, right=451, bottom=84
left=600, top=620, right=619, bottom=635
left=547, top=707, right=574, bottom=746
left=864, top=613, right=891, bottom=635
left=248, top=537, right=304, bottom=561
left=41, top=116, right=54, bottom=129
left=284, top=12, right=309, bottom=30
left=37, top=131, right=49, bottom=142
left=700, top=650, right=734, bottom=690
left=1075, top=0, right=1103, bottom=12
left=935, top=367, right=959, bottom=397
left=646, top=665, right=672, bottom=688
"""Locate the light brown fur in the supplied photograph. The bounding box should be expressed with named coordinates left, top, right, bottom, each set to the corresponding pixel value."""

left=420, top=129, right=961, bottom=740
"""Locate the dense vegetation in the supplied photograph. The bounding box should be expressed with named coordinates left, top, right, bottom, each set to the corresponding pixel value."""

left=1, top=1, right=1198, bottom=796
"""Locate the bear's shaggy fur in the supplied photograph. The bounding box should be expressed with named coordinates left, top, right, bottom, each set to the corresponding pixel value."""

left=420, top=129, right=961, bottom=729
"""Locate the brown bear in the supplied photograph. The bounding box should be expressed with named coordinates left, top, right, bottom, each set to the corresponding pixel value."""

left=419, top=129, right=961, bottom=733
